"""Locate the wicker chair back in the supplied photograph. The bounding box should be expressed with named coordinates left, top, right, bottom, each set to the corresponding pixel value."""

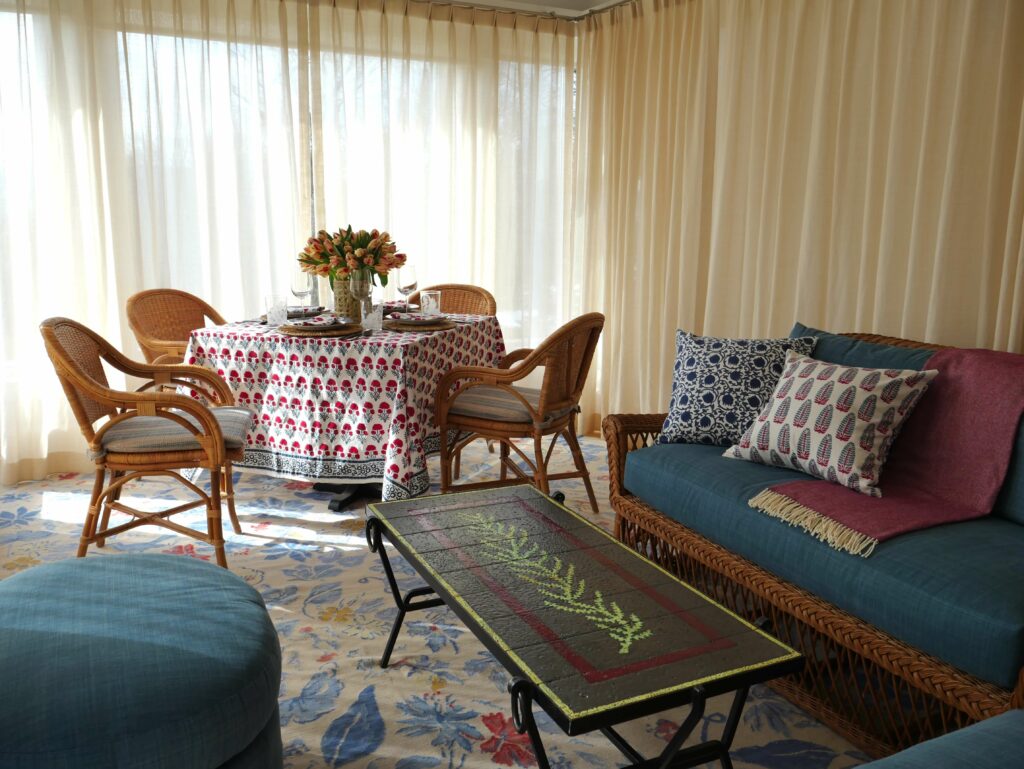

left=127, top=289, right=226, bottom=363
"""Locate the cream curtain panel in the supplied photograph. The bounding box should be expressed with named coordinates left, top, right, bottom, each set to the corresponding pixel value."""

left=3, top=0, right=1023, bottom=481
left=574, top=0, right=1024, bottom=424
left=0, top=0, right=574, bottom=483
left=0, top=0, right=309, bottom=482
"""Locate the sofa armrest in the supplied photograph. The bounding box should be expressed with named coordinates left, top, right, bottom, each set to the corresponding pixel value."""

left=602, top=413, right=667, bottom=499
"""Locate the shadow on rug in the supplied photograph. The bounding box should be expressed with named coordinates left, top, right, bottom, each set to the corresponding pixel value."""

left=0, top=437, right=866, bottom=768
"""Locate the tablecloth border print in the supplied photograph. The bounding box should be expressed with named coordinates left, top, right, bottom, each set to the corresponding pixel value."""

left=368, top=488, right=801, bottom=721
left=239, top=432, right=444, bottom=498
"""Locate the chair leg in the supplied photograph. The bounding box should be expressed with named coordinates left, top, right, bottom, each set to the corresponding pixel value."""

left=439, top=424, right=452, bottom=493
left=565, top=419, right=599, bottom=513
left=223, top=463, right=242, bottom=534
left=96, top=469, right=124, bottom=548
left=79, top=467, right=106, bottom=558
left=532, top=432, right=550, bottom=496
left=208, top=468, right=228, bottom=568
left=499, top=441, right=510, bottom=480
left=454, top=445, right=462, bottom=480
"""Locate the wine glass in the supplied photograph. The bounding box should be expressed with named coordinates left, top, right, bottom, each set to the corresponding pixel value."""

left=348, top=271, right=373, bottom=322
left=396, top=265, right=418, bottom=313
left=290, top=270, right=316, bottom=308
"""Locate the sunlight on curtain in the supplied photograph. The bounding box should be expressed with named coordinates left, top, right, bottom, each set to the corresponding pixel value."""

left=0, top=0, right=308, bottom=482
left=0, top=0, right=575, bottom=482
left=309, top=1, right=575, bottom=350
left=574, top=0, right=1024, bottom=423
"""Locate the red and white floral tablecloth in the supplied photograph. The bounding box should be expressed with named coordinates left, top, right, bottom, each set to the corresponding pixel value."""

left=185, top=316, right=505, bottom=500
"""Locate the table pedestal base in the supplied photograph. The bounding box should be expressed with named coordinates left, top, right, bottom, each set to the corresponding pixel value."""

left=314, top=482, right=383, bottom=511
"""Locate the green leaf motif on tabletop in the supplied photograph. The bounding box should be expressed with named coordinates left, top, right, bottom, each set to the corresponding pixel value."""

left=461, top=512, right=652, bottom=654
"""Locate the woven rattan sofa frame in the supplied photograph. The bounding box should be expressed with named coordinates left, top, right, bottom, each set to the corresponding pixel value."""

left=603, top=332, right=1024, bottom=759
left=408, top=283, right=497, bottom=316
left=127, top=288, right=227, bottom=364
left=41, top=317, right=244, bottom=568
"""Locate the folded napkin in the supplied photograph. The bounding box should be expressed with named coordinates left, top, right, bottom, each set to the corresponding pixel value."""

left=294, top=314, right=352, bottom=327
left=286, top=306, right=325, bottom=319
left=749, top=348, right=1024, bottom=556
left=387, top=312, right=436, bottom=322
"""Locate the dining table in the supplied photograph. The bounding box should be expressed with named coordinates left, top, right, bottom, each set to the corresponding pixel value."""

left=183, top=314, right=506, bottom=501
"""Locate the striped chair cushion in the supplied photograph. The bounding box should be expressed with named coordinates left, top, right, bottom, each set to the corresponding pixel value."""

left=448, top=385, right=576, bottom=426
left=94, top=407, right=253, bottom=457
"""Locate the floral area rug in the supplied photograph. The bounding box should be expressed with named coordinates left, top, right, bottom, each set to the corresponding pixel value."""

left=0, top=437, right=866, bottom=769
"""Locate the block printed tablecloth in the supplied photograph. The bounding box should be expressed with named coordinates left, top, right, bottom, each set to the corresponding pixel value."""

left=185, top=317, right=505, bottom=500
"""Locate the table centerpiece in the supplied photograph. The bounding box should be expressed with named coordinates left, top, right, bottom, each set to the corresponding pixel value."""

left=298, top=226, right=406, bottom=319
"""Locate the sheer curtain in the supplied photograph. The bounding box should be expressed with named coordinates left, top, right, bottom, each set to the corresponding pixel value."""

left=0, top=1, right=309, bottom=482
left=0, top=0, right=575, bottom=483
left=308, top=0, right=575, bottom=348
left=573, top=0, right=1024, bottom=424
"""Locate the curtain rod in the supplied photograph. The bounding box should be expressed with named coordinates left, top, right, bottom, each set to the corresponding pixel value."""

left=296, top=0, right=640, bottom=24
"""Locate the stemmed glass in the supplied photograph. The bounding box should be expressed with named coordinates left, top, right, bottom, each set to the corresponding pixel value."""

left=290, top=270, right=317, bottom=308
left=348, top=270, right=373, bottom=322
left=396, top=265, right=418, bottom=312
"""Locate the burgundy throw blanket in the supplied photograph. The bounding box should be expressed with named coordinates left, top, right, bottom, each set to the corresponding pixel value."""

left=749, top=348, right=1024, bottom=556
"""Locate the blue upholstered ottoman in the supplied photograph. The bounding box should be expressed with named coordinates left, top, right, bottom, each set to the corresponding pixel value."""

left=0, top=555, right=282, bottom=769
left=863, top=710, right=1024, bottom=768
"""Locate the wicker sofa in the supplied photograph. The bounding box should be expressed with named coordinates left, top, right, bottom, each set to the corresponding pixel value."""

left=603, top=330, right=1024, bottom=758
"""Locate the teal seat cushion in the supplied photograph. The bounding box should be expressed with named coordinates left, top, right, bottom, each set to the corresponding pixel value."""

left=862, top=710, right=1024, bottom=768
left=624, top=443, right=1024, bottom=689
left=993, top=424, right=1024, bottom=526
left=789, top=322, right=935, bottom=370
left=0, top=554, right=282, bottom=769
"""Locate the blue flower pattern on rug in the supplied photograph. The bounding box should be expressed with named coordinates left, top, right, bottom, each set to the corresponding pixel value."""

left=0, top=438, right=866, bottom=767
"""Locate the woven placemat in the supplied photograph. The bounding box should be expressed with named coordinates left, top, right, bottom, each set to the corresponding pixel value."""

left=383, top=319, right=456, bottom=332
left=278, top=324, right=363, bottom=338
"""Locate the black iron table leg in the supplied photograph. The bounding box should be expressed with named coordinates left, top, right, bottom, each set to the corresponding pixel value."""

left=509, top=678, right=552, bottom=769
left=365, top=517, right=446, bottom=668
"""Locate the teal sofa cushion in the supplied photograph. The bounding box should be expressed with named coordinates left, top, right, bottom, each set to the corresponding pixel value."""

left=861, top=710, right=1024, bottom=768
left=0, top=554, right=282, bottom=769
left=789, top=322, right=935, bottom=370
left=624, top=443, right=1024, bottom=690
left=993, top=424, right=1024, bottom=526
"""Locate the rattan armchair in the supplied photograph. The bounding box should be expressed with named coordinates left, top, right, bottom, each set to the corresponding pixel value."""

left=435, top=312, right=604, bottom=511
left=126, top=288, right=227, bottom=364
left=40, top=317, right=251, bottom=567
left=408, top=284, right=497, bottom=315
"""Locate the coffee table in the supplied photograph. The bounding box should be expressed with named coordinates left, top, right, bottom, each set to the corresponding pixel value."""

left=365, top=485, right=802, bottom=768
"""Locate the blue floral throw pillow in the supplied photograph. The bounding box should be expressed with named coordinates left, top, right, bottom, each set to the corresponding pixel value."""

left=659, top=331, right=817, bottom=446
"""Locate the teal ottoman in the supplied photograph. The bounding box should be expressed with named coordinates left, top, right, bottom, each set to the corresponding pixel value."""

left=863, top=710, right=1024, bottom=768
left=0, top=555, right=282, bottom=769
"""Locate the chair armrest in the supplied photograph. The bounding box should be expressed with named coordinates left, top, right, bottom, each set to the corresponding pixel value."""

left=435, top=362, right=540, bottom=426
left=130, top=363, right=235, bottom=406
left=498, top=348, right=532, bottom=369
left=602, top=413, right=667, bottom=499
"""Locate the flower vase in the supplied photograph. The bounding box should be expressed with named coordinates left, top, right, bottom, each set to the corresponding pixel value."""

left=332, top=276, right=361, bottom=320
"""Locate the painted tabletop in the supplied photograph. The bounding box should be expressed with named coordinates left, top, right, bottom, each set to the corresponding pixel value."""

left=185, top=316, right=505, bottom=499
left=368, top=485, right=802, bottom=734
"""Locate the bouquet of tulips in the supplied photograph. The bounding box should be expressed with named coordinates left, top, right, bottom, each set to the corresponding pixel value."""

left=298, top=226, right=406, bottom=287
